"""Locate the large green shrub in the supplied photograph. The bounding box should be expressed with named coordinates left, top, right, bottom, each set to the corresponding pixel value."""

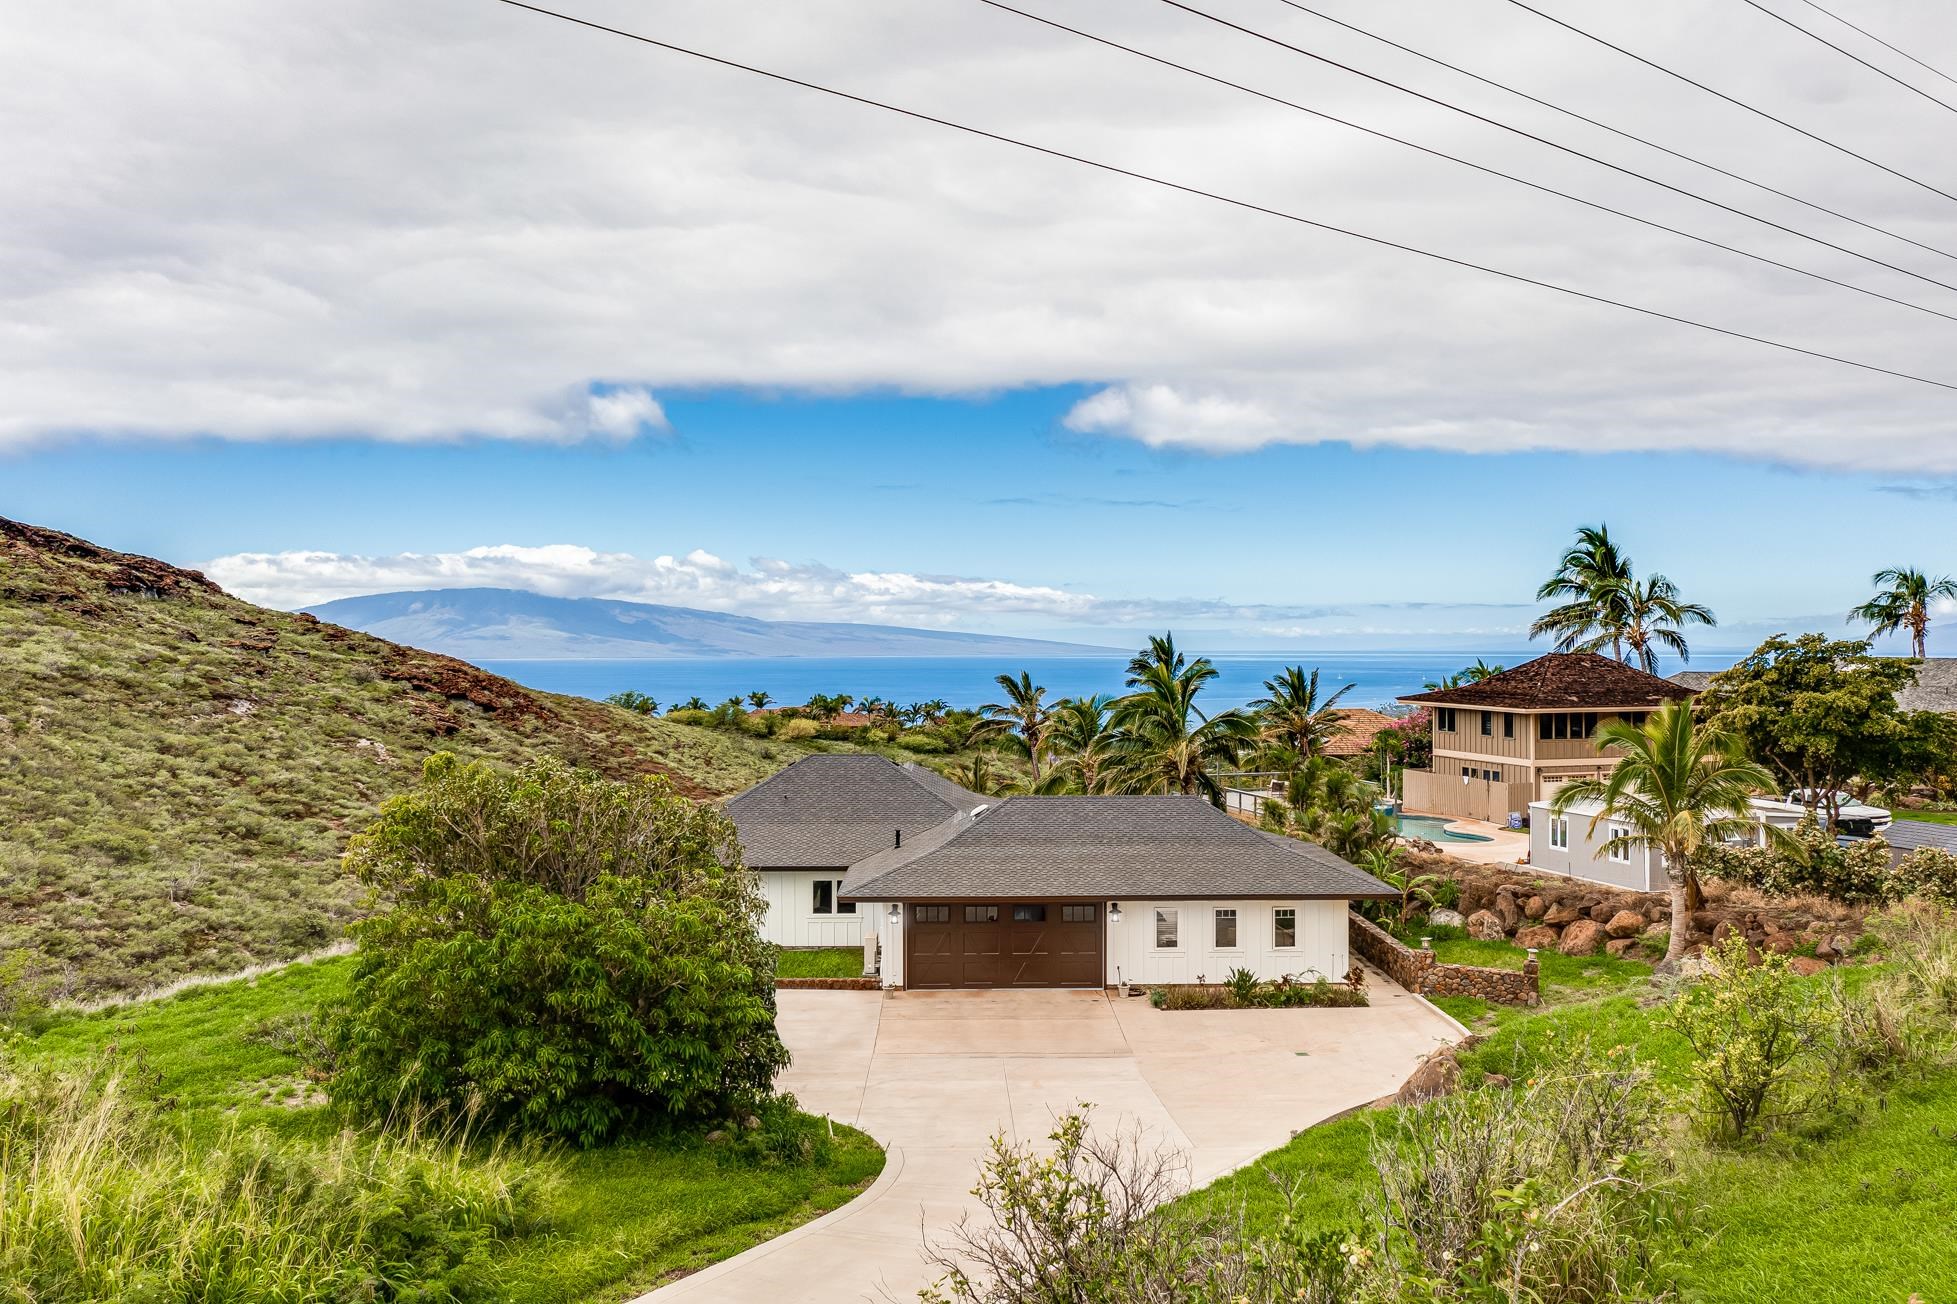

left=1666, top=934, right=1828, bottom=1141
left=326, top=755, right=787, bottom=1144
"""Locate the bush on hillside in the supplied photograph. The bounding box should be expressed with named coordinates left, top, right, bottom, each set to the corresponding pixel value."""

left=1697, top=817, right=1895, bottom=903
left=326, top=755, right=787, bottom=1145
left=1892, top=846, right=1957, bottom=906
left=777, top=718, right=821, bottom=741
left=920, top=1050, right=1681, bottom=1303
left=1666, top=934, right=1829, bottom=1141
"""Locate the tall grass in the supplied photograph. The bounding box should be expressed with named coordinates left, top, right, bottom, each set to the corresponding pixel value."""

left=0, top=1061, right=554, bottom=1302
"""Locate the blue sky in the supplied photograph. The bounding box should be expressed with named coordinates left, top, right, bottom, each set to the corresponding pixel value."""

left=6, top=1, right=1955, bottom=653
left=5, top=384, right=1947, bottom=652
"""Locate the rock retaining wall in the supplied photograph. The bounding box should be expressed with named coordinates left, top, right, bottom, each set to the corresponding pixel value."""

left=1349, top=911, right=1540, bottom=1007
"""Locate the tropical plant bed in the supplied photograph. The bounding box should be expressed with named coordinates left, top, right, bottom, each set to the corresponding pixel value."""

left=11, top=956, right=885, bottom=1304
left=1147, top=977, right=1366, bottom=1010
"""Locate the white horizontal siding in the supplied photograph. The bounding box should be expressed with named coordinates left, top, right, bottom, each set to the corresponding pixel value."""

left=757, top=869, right=875, bottom=948
left=1103, top=898, right=1348, bottom=987
left=1526, top=805, right=1663, bottom=892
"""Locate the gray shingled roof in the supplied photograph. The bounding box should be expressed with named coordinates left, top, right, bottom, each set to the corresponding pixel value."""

left=1673, top=658, right=1957, bottom=714
left=725, top=755, right=985, bottom=868
left=1885, top=818, right=1957, bottom=862
left=840, top=795, right=1395, bottom=901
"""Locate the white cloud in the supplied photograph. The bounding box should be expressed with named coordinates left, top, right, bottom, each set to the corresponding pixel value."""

left=1062, top=384, right=1280, bottom=451
left=201, top=541, right=1540, bottom=638
left=7, top=0, right=1957, bottom=467
left=584, top=387, right=669, bottom=439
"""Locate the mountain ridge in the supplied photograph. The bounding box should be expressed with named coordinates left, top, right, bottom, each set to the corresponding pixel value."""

left=304, top=587, right=1118, bottom=660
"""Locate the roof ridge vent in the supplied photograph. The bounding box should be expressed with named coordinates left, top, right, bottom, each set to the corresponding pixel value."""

left=970, top=803, right=991, bottom=819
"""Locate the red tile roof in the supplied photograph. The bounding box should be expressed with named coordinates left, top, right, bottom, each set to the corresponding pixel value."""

left=1397, top=652, right=1697, bottom=710
left=1322, top=708, right=1399, bottom=756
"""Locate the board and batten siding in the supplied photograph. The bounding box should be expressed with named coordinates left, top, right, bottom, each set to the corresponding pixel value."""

left=1105, top=898, right=1349, bottom=987
left=756, top=869, right=875, bottom=948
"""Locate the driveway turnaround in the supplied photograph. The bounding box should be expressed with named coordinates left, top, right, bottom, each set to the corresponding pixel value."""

left=636, top=969, right=1461, bottom=1303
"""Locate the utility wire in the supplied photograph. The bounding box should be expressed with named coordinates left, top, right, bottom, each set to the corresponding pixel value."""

left=1499, top=0, right=1957, bottom=206
left=977, top=0, right=1957, bottom=325
left=1152, top=0, right=1957, bottom=297
left=1793, top=0, right=1957, bottom=88
left=1270, top=0, right=1957, bottom=264
left=490, top=0, right=1957, bottom=395
left=1738, top=0, right=1957, bottom=116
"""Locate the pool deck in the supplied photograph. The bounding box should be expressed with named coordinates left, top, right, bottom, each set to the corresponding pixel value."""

left=1403, top=816, right=1528, bottom=865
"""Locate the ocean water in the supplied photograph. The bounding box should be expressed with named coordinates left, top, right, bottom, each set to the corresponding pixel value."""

left=477, top=650, right=1739, bottom=713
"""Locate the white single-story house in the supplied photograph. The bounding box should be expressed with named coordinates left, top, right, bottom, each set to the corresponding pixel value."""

left=727, top=755, right=1394, bottom=989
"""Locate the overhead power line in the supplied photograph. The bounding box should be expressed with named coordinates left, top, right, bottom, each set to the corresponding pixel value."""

left=1498, top=0, right=1957, bottom=206
left=1792, top=0, right=1957, bottom=87
left=1270, top=0, right=1957, bottom=264
left=976, top=0, right=1957, bottom=325
left=488, top=0, right=1957, bottom=396
left=1738, top=0, right=1957, bottom=117
left=1151, top=0, right=1957, bottom=298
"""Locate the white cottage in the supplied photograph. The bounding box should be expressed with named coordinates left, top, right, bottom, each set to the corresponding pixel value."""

left=728, top=756, right=1394, bottom=990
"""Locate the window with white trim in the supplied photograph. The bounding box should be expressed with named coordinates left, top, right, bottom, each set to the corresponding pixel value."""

left=1273, top=908, right=1297, bottom=948
left=811, top=879, right=854, bottom=914
left=1214, top=908, right=1238, bottom=948
left=1154, top=908, right=1179, bottom=949
left=1549, top=817, right=1569, bottom=850
left=1607, top=825, right=1633, bottom=864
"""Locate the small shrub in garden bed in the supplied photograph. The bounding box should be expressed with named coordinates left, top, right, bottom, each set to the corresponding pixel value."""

left=1148, top=976, right=1366, bottom=1010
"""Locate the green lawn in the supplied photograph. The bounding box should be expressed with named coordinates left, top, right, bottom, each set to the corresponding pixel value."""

left=1895, top=808, right=1957, bottom=825
left=1171, top=962, right=1957, bottom=1302
left=21, top=958, right=884, bottom=1303
left=776, top=947, right=866, bottom=979
left=1430, top=934, right=1656, bottom=1001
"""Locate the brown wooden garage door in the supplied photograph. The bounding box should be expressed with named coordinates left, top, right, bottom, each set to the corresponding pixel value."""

left=905, top=902, right=1102, bottom=989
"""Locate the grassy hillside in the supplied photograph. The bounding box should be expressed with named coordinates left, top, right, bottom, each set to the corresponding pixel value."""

left=0, top=517, right=813, bottom=999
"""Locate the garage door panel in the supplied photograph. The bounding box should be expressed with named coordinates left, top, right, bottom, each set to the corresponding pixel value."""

left=907, top=901, right=1102, bottom=990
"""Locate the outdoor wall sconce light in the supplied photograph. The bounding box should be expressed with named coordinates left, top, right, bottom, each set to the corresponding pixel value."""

left=1421, top=936, right=1433, bottom=951
left=1108, top=901, right=1123, bottom=924
left=887, top=903, right=901, bottom=920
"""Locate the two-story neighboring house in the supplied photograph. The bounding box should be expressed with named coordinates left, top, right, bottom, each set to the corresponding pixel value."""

left=1394, top=652, right=1697, bottom=825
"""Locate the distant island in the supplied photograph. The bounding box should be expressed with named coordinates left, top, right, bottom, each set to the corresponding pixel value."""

left=303, top=588, right=1120, bottom=660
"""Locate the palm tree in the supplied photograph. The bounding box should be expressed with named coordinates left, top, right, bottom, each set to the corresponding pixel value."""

left=1104, top=646, right=1254, bottom=802
left=1037, top=695, right=1117, bottom=794
left=1850, top=567, right=1957, bottom=658
left=1126, top=632, right=1187, bottom=683
left=1358, top=845, right=1441, bottom=926
left=1264, top=756, right=1394, bottom=860
left=1548, top=700, right=1775, bottom=963
left=676, top=695, right=709, bottom=712
left=1531, top=524, right=1636, bottom=659
left=1422, top=660, right=1505, bottom=692
left=746, top=690, right=772, bottom=710
left=1612, top=574, right=1717, bottom=673
left=1249, top=666, right=1355, bottom=770
left=978, top=672, right=1053, bottom=781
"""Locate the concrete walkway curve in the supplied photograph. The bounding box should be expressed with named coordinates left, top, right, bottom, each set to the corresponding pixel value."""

left=636, top=967, right=1460, bottom=1304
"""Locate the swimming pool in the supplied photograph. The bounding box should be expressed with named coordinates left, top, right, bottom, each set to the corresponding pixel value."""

left=1395, top=814, right=1494, bottom=843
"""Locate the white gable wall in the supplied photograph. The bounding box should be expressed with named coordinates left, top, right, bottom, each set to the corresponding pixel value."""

left=756, top=868, right=875, bottom=948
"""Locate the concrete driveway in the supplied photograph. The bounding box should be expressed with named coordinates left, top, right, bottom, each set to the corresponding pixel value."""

left=636, top=970, right=1460, bottom=1303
